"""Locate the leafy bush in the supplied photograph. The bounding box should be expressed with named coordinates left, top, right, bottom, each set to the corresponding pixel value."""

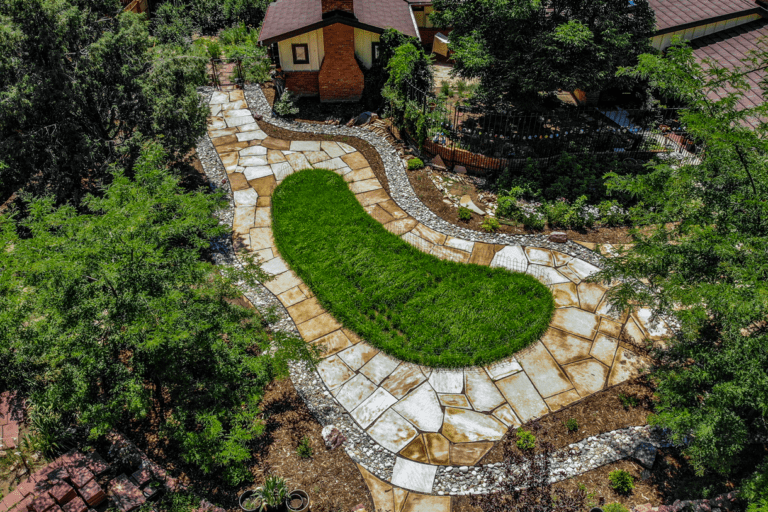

left=223, top=0, right=270, bottom=27
left=481, top=216, right=500, bottom=232
left=565, top=418, right=578, bottom=432
left=742, top=461, right=768, bottom=512
left=604, top=503, right=630, bottom=512
left=516, top=429, right=536, bottom=451
left=618, top=393, right=639, bottom=409
left=274, top=90, right=300, bottom=116
left=440, top=81, right=452, bottom=97
left=206, top=41, right=221, bottom=60
left=254, top=475, right=289, bottom=509
left=152, top=3, right=194, bottom=45
left=458, top=206, right=472, bottom=221
left=189, top=0, right=226, bottom=34
left=522, top=210, right=546, bottom=230
left=296, top=436, right=313, bottom=459
left=408, top=158, right=424, bottom=170
left=598, top=200, right=628, bottom=226
left=608, top=470, right=635, bottom=494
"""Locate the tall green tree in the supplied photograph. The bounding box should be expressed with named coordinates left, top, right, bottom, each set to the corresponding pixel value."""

left=0, top=0, right=207, bottom=205
left=594, top=41, right=768, bottom=480
left=431, top=0, right=656, bottom=103
left=0, top=143, right=310, bottom=485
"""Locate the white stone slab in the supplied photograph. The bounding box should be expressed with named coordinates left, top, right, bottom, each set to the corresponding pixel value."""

left=635, top=308, right=670, bottom=338
left=366, top=409, right=418, bottom=454
left=236, top=130, right=268, bottom=142
left=459, top=195, right=485, bottom=215
left=391, top=457, right=437, bottom=494
left=210, top=91, right=229, bottom=104
left=237, top=122, right=260, bottom=132
left=351, top=388, right=397, bottom=428
left=485, top=358, right=522, bottom=380
left=359, top=352, right=401, bottom=385
left=244, top=166, right=273, bottom=180
left=261, top=257, right=288, bottom=275
left=465, top=369, right=506, bottom=412
left=493, top=403, right=522, bottom=427
left=321, top=141, right=346, bottom=158
left=393, top=383, right=444, bottom=432
left=491, top=246, right=528, bottom=273
left=335, top=373, right=377, bottom=411
left=528, top=264, right=571, bottom=285
left=225, top=116, right=254, bottom=128
left=240, top=146, right=268, bottom=156
left=271, top=162, right=294, bottom=181
left=428, top=370, right=464, bottom=393
left=338, top=342, right=379, bottom=371
left=207, top=118, right=226, bottom=130
left=567, top=258, right=601, bottom=280
left=240, top=156, right=268, bottom=167
left=289, top=140, right=322, bottom=152
left=445, top=237, right=475, bottom=253
left=316, top=356, right=354, bottom=390
left=442, top=407, right=507, bottom=443
left=222, top=109, right=252, bottom=118
left=525, top=247, right=553, bottom=266
left=233, top=188, right=258, bottom=206
left=338, top=142, right=356, bottom=153
left=312, top=157, right=347, bottom=170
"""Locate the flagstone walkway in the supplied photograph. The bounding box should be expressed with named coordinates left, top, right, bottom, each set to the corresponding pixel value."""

left=206, top=88, right=670, bottom=511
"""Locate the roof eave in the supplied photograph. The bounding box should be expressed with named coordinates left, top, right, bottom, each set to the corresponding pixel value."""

left=259, top=14, right=417, bottom=45
left=653, top=7, right=763, bottom=36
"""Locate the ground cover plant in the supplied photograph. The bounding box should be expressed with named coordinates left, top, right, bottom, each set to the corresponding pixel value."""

left=272, top=169, right=554, bottom=367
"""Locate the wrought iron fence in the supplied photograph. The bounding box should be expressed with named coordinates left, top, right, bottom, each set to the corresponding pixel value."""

left=209, top=59, right=245, bottom=90
left=396, top=81, right=703, bottom=176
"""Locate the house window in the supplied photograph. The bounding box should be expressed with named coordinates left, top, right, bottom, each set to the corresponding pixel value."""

left=292, top=44, right=309, bottom=65
left=371, top=42, right=381, bottom=62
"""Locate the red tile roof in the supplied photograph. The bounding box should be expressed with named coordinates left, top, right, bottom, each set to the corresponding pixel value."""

left=690, top=17, right=768, bottom=129
left=649, top=0, right=761, bottom=33
left=259, top=0, right=419, bottom=44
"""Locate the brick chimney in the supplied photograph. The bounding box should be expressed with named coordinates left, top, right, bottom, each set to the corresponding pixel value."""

left=321, top=0, right=354, bottom=16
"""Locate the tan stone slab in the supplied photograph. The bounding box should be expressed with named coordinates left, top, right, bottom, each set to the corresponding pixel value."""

left=356, top=188, right=390, bottom=206
left=438, top=394, right=471, bottom=408
left=412, top=223, right=447, bottom=245
left=263, top=270, right=301, bottom=296
left=595, top=296, right=629, bottom=323
left=229, top=173, right=249, bottom=191
left=248, top=175, right=277, bottom=197
left=366, top=204, right=395, bottom=225
left=335, top=373, right=377, bottom=410
left=590, top=333, right=619, bottom=367
left=557, top=264, right=582, bottom=284
left=228, top=89, right=245, bottom=102
left=430, top=244, right=470, bottom=263
left=485, top=358, right=522, bottom=380
left=254, top=248, right=273, bottom=262
left=496, top=371, right=550, bottom=423
left=313, top=157, right=348, bottom=171
left=300, top=150, right=329, bottom=164
left=402, top=232, right=434, bottom=253
left=287, top=297, right=325, bottom=324
left=465, top=369, right=506, bottom=412
left=297, top=312, right=342, bottom=342
left=267, top=150, right=286, bottom=163
left=525, top=247, right=553, bottom=266
left=285, top=152, right=313, bottom=171
left=277, top=287, right=307, bottom=307
left=552, top=250, right=574, bottom=267
left=298, top=282, right=314, bottom=298
left=564, top=358, right=609, bottom=397
left=550, top=308, right=600, bottom=340
left=468, top=242, right=498, bottom=266
left=393, top=489, right=408, bottom=512
left=237, top=122, right=260, bottom=132
left=349, top=178, right=382, bottom=194
left=517, top=341, right=574, bottom=398
left=622, top=317, right=647, bottom=346
left=360, top=352, right=401, bottom=385
left=207, top=116, right=226, bottom=130
left=321, top=141, right=346, bottom=158
left=209, top=103, right=222, bottom=116
left=442, top=407, right=507, bottom=443
left=261, top=137, right=290, bottom=150
left=492, top=404, right=521, bottom=427
left=607, top=347, right=647, bottom=387
left=341, top=151, right=370, bottom=169
left=216, top=141, right=250, bottom=154
left=379, top=200, right=409, bottom=219
left=382, top=363, right=427, bottom=399
left=402, top=493, right=450, bottom=512
left=252, top=207, right=271, bottom=228
left=384, top=218, right=418, bottom=235
left=208, top=127, right=238, bottom=138
left=271, top=162, right=293, bottom=182
left=233, top=206, right=255, bottom=235
left=222, top=108, right=252, bottom=118
left=357, top=465, right=395, bottom=512
left=317, top=355, right=355, bottom=390
left=574, top=241, right=597, bottom=251
left=338, top=141, right=356, bottom=153
left=236, top=130, right=267, bottom=142
left=450, top=442, right=494, bottom=466
left=423, top=433, right=450, bottom=465
left=212, top=134, right=238, bottom=147
left=225, top=116, right=254, bottom=128
left=256, top=196, right=271, bottom=207
left=540, top=328, right=593, bottom=365
left=545, top=389, right=582, bottom=411
left=551, top=282, right=580, bottom=308
left=311, top=329, right=353, bottom=358
left=248, top=227, right=274, bottom=251
left=342, top=327, right=361, bottom=344
left=567, top=258, right=601, bottom=280
left=393, top=383, right=443, bottom=432
left=367, top=409, right=419, bottom=454
left=598, top=317, right=623, bottom=338
left=264, top=257, right=288, bottom=275
left=401, top=436, right=429, bottom=464
left=345, top=167, right=376, bottom=183
left=577, top=282, right=608, bottom=313
left=222, top=99, right=247, bottom=111
left=353, top=387, right=398, bottom=428
left=338, top=342, right=379, bottom=371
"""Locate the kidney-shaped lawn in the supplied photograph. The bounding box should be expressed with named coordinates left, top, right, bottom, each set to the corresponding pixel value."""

left=271, top=169, right=555, bottom=367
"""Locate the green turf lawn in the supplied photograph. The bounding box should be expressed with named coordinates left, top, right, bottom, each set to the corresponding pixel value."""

left=271, top=169, right=555, bottom=367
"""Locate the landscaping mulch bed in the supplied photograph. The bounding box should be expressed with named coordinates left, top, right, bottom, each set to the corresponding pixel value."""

left=407, top=167, right=636, bottom=244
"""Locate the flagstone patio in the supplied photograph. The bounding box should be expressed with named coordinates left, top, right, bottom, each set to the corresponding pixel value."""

left=207, top=89, right=670, bottom=509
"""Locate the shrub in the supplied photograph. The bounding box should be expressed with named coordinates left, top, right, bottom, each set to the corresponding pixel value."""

left=604, top=503, right=630, bottom=512
left=296, top=436, right=313, bottom=459
left=206, top=41, right=221, bottom=60
left=408, top=158, right=424, bottom=170
left=273, top=90, right=300, bottom=116
left=598, top=200, right=628, bottom=226
left=481, top=216, right=500, bottom=232
left=743, top=461, right=768, bottom=512
left=522, top=211, right=546, bottom=230
left=440, top=81, right=452, bottom=97
left=254, top=475, right=288, bottom=509
left=152, top=3, right=194, bottom=45
left=516, top=429, right=536, bottom=451
left=565, top=418, right=578, bottom=432
left=544, top=198, right=570, bottom=228
left=608, top=470, right=635, bottom=494
left=458, top=206, right=472, bottom=221
left=618, top=393, right=639, bottom=409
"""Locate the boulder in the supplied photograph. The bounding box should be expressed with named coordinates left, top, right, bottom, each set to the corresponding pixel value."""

left=549, top=232, right=567, bottom=243
left=459, top=195, right=485, bottom=215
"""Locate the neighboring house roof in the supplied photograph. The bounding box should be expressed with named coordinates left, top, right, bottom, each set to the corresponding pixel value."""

left=690, top=17, right=768, bottom=129
left=649, top=0, right=762, bottom=34
left=259, top=0, right=419, bottom=44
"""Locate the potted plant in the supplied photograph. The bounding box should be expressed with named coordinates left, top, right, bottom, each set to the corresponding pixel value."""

left=286, top=490, right=309, bottom=512
left=243, top=475, right=289, bottom=512
left=238, top=490, right=262, bottom=512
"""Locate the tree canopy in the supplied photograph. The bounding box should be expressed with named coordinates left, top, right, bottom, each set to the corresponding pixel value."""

left=431, top=0, right=656, bottom=103
left=594, top=40, right=768, bottom=485
left=0, top=143, right=310, bottom=485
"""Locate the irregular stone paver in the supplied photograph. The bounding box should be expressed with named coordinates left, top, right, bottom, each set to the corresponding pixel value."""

left=464, top=370, right=505, bottom=412
left=450, top=441, right=494, bottom=465
left=495, top=372, right=549, bottom=423
left=336, top=373, right=377, bottom=410
left=352, top=387, right=398, bottom=428
left=424, top=433, right=450, bottom=465
left=360, top=352, right=401, bottom=385
left=428, top=370, right=463, bottom=394
left=391, top=458, right=437, bottom=494
left=564, top=359, right=609, bottom=397
left=590, top=333, right=619, bottom=366
left=442, top=407, right=507, bottom=443
left=393, top=384, right=444, bottom=433
left=540, top=328, right=593, bottom=365
left=367, top=409, right=419, bottom=453
left=550, top=308, right=600, bottom=340
left=381, top=363, right=427, bottom=399
left=438, top=394, right=471, bottom=408
left=516, top=342, right=574, bottom=398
